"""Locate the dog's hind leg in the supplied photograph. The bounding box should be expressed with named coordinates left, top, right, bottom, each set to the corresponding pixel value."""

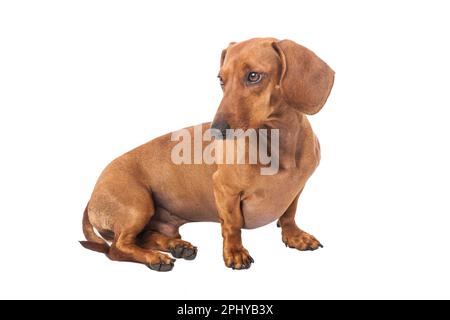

left=138, top=207, right=198, bottom=260
left=108, top=206, right=176, bottom=271
left=89, top=182, right=176, bottom=271
left=109, top=230, right=176, bottom=271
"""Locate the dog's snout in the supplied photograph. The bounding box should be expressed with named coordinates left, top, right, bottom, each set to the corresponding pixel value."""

left=211, top=119, right=230, bottom=139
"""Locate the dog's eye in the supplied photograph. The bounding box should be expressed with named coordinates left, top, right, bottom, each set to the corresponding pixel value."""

left=247, top=72, right=262, bottom=84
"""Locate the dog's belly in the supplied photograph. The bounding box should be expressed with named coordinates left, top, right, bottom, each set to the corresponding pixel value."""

left=154, top=192, right=220, bottom=224
left=150, top=166, right=302, bottom=229
left=156, top=188, right=295, bottom=229
left=158, top=188, right=293, bottom=229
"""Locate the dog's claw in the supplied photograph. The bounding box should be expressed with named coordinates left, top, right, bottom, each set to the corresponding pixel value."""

left=240, top=261, right=252, bottom=270
left=228, top=259, right=252, bottom=270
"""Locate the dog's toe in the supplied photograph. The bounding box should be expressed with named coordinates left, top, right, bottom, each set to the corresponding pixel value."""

left=170, top=244, right=198, bottom=260
left=147, top=259, right=175, bottom=272
left=170, top=245, right=185, bottom=258
left=182, top=247, right=198, bottom=260
left=224, top=248, right=253, bottom=270
left=282, top=229, right=322, bottom=252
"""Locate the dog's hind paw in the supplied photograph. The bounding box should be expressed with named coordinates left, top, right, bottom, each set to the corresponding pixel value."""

left=169, top=243, right=198, bottom=260
left=147, top=258, right=176, bottom=272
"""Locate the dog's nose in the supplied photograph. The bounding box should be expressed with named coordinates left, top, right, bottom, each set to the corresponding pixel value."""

left=211, top=120, right=230, bottom=139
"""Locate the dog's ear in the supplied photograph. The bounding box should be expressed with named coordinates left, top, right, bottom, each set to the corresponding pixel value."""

left=220, top=42, right=236, bottom=67
left=272, top=40, right=334, bottom=115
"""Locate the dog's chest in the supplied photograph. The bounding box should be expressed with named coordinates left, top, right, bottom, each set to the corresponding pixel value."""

left=240, top=170, right=302, bottom=229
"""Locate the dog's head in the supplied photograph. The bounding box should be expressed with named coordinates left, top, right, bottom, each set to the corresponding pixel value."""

left=211, top=38, right=334, bottom=137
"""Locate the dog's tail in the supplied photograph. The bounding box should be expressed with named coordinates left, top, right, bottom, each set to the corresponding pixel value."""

left=79, top=203, right=110, bottom=254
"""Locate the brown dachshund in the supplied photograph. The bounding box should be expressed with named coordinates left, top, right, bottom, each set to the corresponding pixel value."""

left=80, top=37, right=334, bottom=271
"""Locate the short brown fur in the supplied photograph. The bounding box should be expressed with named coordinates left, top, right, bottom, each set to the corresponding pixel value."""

left=81, top=38, right=334, bottom=271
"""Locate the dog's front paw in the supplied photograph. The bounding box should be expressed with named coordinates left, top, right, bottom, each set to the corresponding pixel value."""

left=223, top=247, right=254, bottom=270
left=282, top=226, right=323, bottom=251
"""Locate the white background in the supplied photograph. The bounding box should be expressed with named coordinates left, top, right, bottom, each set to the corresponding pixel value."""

left=1, top=0, right=449, bottom=299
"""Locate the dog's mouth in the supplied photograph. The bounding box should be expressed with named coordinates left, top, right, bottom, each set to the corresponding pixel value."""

left=211, top=129, right=234, bottom=140
left=210, top=120, right=230, bottom=139
left=211, top=128, right=228, bottom=140
left=211, top=125, right=265, bottom=140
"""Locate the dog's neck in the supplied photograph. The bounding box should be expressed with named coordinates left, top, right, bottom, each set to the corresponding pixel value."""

left=263, top=104, right=305, bottom=169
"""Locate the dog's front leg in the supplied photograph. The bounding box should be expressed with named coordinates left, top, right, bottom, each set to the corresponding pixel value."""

left=278, top=189, right=323, bottom=251
left=213, top=173, right=254, bottom=270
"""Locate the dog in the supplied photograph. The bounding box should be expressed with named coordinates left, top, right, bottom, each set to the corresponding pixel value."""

left=80, top=37, right=334, bottom=271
